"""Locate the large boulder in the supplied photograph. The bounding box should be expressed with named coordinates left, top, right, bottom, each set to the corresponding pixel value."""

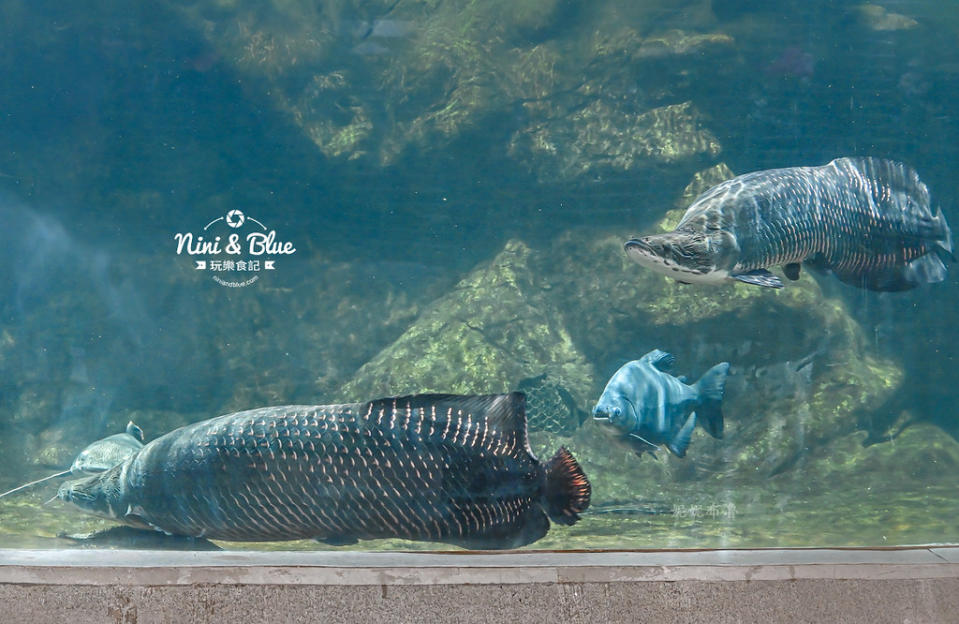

left=338, top=239, right=596, bottom=434
left=169, top=0, right=732, bottom=180
left=507, top=100, right=722, bottom=184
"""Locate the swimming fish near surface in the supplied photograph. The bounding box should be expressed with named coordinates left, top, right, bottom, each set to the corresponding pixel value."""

left=625, top=157, right=953, bottom=291
left=0, top=422, right=144, bottom=500
left=592, top=350, right=729, bottom=458
left=57, top=394, right=591, bottom=549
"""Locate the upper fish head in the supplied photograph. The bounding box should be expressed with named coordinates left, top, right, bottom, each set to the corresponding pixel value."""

left=624, top=232, right=728, bottom=285
left=57, top=465, right=126, bottom=520
left=69, top=433, right=143, bottom=475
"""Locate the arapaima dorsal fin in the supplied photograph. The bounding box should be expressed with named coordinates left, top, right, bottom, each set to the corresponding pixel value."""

left=364, top=393, right=530, bottom=453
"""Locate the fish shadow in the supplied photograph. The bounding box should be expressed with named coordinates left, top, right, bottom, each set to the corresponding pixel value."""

left=58, top=526, right=222, bottom=550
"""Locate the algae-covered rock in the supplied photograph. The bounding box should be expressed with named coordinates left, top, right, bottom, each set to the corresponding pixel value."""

left=802, top=423, right=959, bottom=489
left=636, top=29, right=735, bottom=58
left=501, top=22, right=734, bottom=185
left=509, top=101, right=722, bottom=184
left=725, top=423, right=959, bottom=546
left=291, top=71, right=375, bottom=160
left=338, top=239, right=596, bottom=435
left=853, top=4, right=918, bottom=32
left=167, top=0, right=731, bottom=175
left=669, top=162, right=737, bottom=223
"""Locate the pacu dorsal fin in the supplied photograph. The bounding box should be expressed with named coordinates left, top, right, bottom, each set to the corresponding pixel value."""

left=642, top=349, right=676, bottom=371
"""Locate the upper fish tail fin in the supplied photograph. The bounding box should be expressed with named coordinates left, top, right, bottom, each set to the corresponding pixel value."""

left=693, top=362, right=729, bottom=439
left=544, top=447, right=591, bottom=526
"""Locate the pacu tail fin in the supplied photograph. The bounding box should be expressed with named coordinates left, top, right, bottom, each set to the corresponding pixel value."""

left=544, top=447, right=591, bottom=526
left=694, top=362, right=729, bottom=439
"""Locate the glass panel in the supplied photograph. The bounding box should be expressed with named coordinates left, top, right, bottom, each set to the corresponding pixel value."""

left=1, top=0, right=957, bottom=551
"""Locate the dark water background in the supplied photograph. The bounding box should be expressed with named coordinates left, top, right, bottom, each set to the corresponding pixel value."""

left=1, top=0, right=959, bottom=550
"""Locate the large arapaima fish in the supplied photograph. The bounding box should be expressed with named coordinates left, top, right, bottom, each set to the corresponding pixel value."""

left=58, top=393, right=591, bottom=549
left=625, top=157, right=953, bottom=291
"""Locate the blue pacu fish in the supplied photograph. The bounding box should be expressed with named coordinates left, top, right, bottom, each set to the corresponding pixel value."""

left=592, top=350, right=729, bottom=458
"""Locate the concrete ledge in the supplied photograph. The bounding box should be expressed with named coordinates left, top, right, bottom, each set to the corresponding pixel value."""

left=3, top=549, right=959, bottom=623
left=2, top=547, right=959, bottom=585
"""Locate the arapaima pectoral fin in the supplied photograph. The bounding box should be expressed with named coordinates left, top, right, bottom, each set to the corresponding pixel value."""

left=730, top=269, right=784, bottom=288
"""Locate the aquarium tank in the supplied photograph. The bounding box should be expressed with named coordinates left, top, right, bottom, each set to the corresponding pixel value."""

left=1, top=0, right=958, bottom=552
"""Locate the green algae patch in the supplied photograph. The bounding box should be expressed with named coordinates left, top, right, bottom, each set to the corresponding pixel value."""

left=811, top=423, right=959, bottom=488
left=509, top=101, right=722, bottom=184
left=168, top=0, right=732, bottom=178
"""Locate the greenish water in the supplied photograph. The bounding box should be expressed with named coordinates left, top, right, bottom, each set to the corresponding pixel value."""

left=4, top=472, right=957, bottom=550
left=2, top=0, right=959, bottom=551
